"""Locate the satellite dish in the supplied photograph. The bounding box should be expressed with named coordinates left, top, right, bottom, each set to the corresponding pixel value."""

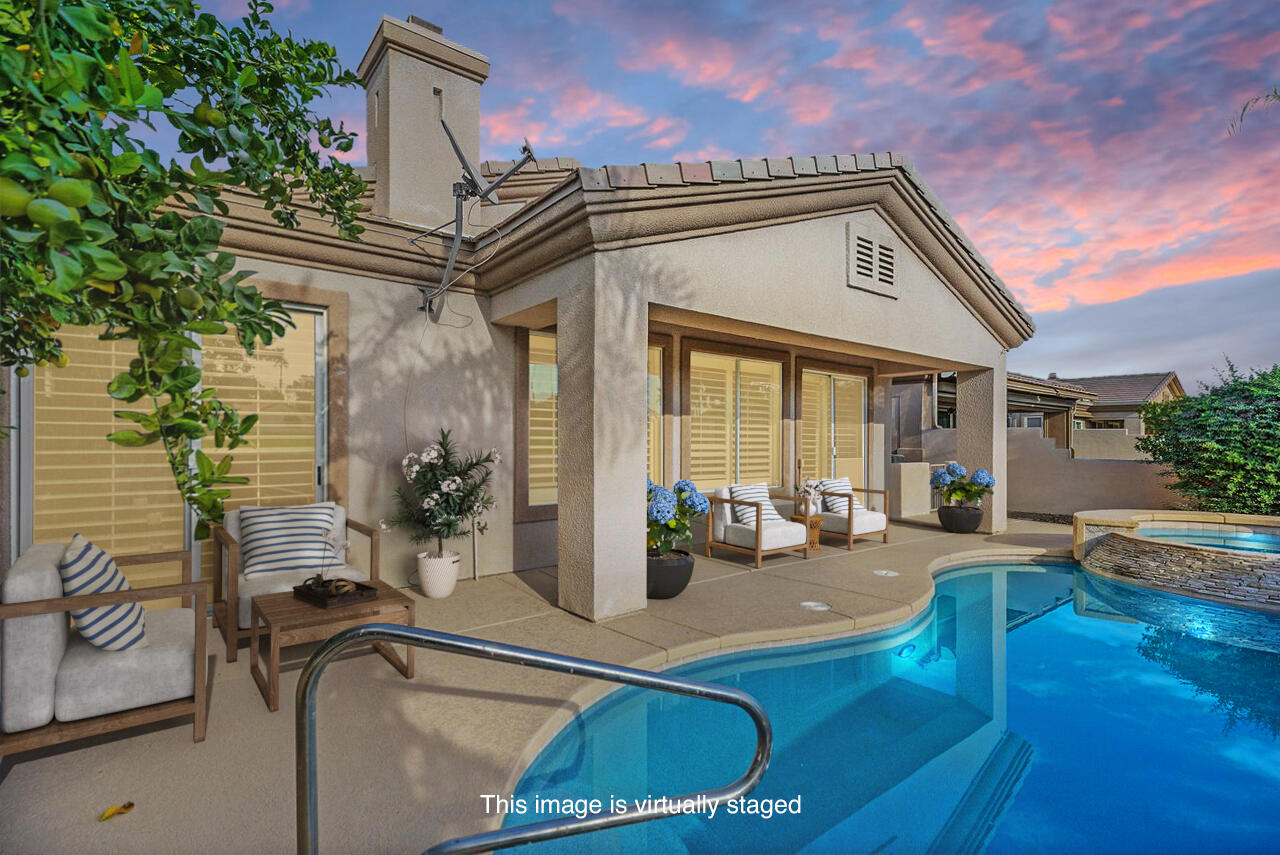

left=410, top=119, right=535, bottom=312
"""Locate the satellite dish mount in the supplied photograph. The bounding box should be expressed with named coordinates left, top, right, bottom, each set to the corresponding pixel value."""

left=410, top=120, right=535, bottom=313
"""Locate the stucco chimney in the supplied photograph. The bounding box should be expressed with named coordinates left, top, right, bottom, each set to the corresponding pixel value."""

left=357, top=16, right=490, bottom=227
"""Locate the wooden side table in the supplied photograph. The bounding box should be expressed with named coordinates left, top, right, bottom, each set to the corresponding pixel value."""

left=249, top=580, right=415, bottom=711
left=792, top=514, right=822, bottom=553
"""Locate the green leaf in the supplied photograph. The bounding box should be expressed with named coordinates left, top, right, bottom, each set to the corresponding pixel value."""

left=60, top=6, right=113, bottom=40
left=185, top=320, right=228, bottom=334
left=109, top=152, right=143, bottom=177
left=116, top=48, right=145, bottom=102
left=236, top=67, right=259, bottom=89
left=106, top=430, right=159, bottom=447
left=106, top=373, right=139, bottom=399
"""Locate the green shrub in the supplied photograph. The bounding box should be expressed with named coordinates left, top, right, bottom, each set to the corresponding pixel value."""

left=1136, top=363, right=1280, bottom=514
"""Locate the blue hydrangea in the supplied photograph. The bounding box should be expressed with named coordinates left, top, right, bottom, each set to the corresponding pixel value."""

left=647, top=496, right=676, bottom=524
left=650, top=485, right=676, bottom=505
left=646, top=477, right=656, bottom=496
left=971, top=468, right=996, bottom=488
left=684, top=490, right=710, bottom=515
left=673, top=478, right=697, bottom=496
left=930, top=469, right=953, bottom=488
left=945, top=462, right=967, bottom=479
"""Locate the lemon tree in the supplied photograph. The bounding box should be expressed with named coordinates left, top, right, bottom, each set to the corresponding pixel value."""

left=1, top=0, right=364, bottom=537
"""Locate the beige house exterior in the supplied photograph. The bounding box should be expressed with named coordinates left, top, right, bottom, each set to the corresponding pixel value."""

left=5, top=16, right=1036, bottom=623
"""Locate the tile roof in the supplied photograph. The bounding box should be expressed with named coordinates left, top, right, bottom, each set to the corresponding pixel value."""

left=1056, top=372, right=1179, bottom=405
left=1007, top=372, right=1093, bottom=397
left=567, top=152, right=1030, bottom=332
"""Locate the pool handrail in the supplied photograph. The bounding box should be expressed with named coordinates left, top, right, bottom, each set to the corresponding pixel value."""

left=295, top=622, right=774, bottom=855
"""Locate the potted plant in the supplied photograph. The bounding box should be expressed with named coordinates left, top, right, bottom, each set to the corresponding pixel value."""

left=930, top=463, right=996, bottom=533
left=382, top=429, right=497, bottom=598
left=646, top=478, right=709, bottom=599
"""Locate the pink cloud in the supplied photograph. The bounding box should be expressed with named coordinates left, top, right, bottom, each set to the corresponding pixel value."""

left=481, top=99, right=548, bottom=146
left=553, top=83, right=649, bottom=129
left=784, top=83, right=837, bottom=126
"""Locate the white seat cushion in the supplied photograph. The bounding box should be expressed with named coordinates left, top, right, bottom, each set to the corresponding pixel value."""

left=820, top=510, right=887, bottom=536
left=724, top=520, right=807, bottom=551
left=728, top=484, right=783, bottom=525
left=237, top=565, right=369, bottom=629
left=55, top=608, right=195, bottom=723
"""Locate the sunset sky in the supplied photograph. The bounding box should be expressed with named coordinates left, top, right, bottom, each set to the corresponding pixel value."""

left=216, top=0, right=1278, bottom=386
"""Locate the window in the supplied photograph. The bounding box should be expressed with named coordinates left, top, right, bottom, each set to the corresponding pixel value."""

left=27, top=326, right=187, bottom=603
left=647, top=345, right=663, bottom=485
left=16, top=311, right=328, bottom=603
left=527, top=331, right=558, bottom=506
left=801, top=369, right=867, bottom=487
left=523, top=333, right=665, bottom=505
left=196, top=311, right=326, bottom=582
left=689, top=351, right=782, bottom=488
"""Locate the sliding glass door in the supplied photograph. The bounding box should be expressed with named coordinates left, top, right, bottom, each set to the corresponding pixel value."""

left=801, top=369, right=867, bottom=488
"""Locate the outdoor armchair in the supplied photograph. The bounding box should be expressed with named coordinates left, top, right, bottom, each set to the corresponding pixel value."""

left=0, top=544, right=207, bottom=755
left=817, top=485, right=890, bottom=548
left=211, top=503, right=379, bottom=662
left=705, top=486, right=811, bottom=569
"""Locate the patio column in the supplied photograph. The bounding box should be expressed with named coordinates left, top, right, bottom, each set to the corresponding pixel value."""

left=955, top=357, right=1007, bottom=534
left=869, top=376, right=894, bottom=513
left=555, top=282, right=648, bottom=621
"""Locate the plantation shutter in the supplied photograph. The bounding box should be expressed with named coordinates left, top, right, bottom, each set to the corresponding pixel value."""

left=689, top=352, right=735, bottom=488
left=737, top=359, right=782, bottom=485
left=198, top=315, right=321, bottom=587
left=31, top=326, right=186, bottom=606
left=800, top=371, right=832, bottom=481
left=527, top=332, right=558, bottom=505
left=832, top=375, right=866, bottom=487
left=646, top=346, right=664, bottom=484
left=689, top=352, right=782, bottom=488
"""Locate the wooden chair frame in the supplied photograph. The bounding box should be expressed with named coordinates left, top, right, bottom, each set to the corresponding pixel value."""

left=0, top=550, right=207, bottom=755
left=705, top=493, right=811, bottom=569
left=211, top=517, right=379, bottom=663
left=817, top=487, right=891, bottom=548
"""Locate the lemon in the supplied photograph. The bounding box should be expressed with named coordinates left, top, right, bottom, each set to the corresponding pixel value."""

left=54, top=352, right=69, bottom=368
left=193, top=101, right=213, bottom=125
left=14, top=366, right=29, bottom=377
left=175, top=288, right=204, bottom=310
left=48, top=178, right=93, bottom=208
left=0, top=177, right=34, bottom=217
left=205, top=108, right=227, bottom=129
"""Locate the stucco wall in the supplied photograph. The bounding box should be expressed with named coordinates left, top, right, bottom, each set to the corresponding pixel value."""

left=588, top=209, right=1007, bottom=370
left=1073, top=429, right=1147, bottom=460
left=242, top=258, right=517, bottom=587
left=925, top=427, right=1180, bottom=516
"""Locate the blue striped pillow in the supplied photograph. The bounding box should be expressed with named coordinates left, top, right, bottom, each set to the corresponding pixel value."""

left=238, top=503, right=338, bottom=576
left=821, top=477, right=864, bottom=515
left=728, top=483, right=783, bottom=525
left=59, top=534, right=147, bottom=652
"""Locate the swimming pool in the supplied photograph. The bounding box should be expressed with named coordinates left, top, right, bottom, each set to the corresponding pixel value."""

left=506, top=563, right=1280, bottom=854
left=1138, top=527, right=1280, bottom=554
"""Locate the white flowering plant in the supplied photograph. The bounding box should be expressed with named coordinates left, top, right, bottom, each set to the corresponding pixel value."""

left=382, top=429, right=498, bottom=557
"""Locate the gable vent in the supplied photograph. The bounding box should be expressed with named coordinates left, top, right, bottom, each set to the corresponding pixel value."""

left=846, top=224, right=899, bottom=298
left=855, top=236, right=875, bottom=279
left=877, top=244, right=895, bottom=286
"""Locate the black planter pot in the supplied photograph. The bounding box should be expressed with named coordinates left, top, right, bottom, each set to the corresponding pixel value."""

left=937, top=504, right=985, bottom=534
left=647, top=549, right=695, bottom=599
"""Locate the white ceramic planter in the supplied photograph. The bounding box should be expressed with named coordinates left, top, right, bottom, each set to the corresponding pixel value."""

left=417, top=550, right=461, bottom=598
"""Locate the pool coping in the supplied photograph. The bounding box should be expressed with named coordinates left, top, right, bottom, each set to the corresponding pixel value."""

left=495, top=544, right=1077, bottom=820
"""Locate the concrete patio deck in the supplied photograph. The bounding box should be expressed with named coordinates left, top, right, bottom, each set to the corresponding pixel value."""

left=0, top=517, right=1072, bottom=855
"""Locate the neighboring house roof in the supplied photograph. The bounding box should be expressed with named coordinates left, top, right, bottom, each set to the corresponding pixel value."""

left=1007, top=371, right=1093, bottom=397
left=1057, top=372, right=1183, bottom=406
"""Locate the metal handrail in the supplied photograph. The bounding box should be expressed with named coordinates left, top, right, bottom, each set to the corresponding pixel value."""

left=296, top=623, right=773, bottom=855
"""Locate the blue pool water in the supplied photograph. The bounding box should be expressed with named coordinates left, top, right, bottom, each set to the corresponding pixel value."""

left=505, top=564, right=1280, bottom=854
left=1139, top=527, right=1280, bottom=554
